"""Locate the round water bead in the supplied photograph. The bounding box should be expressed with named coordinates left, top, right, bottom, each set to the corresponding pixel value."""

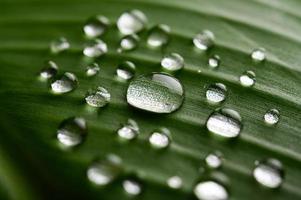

left=206, top=83, right=227, bottom=104
left=147, top=24, right=170, bottom=48
left=251, top=48, right=266, bottom=62
left=193, top=30, right=215, bottom=51
left=205, top=152, right=223, bottom=169
left=161, top=53, right=184, bottom=72
left=116, top=61, right=136, bottom=80
left=208, top=55, right=220, bottom=68
left=239, top=71, right=256, bottom=87
left=149, top=128, right=171, bottom=149
left=167, top=176, right=183, bottom=189
left=194, top=180, right=228, bottom=200
left=51, top=72, right=78, bottom=94
left=122, top=179, right=142, bottom=196
left=117, top=10, right=147, bottom=35
left=83, top=39, right=108, bottom=58
left=83, top=15, right=110, bottom=38
left=50, top=37, right=70, bottom=54
left=39, top=60, right=58, bottom=80
left=117, top=119, right=139, bottom=140
left=86, top=63, right=100, bottom=77
left=119, top=34, right=139, bottom=52
left=85, top=87, right=111, bottom=107
left=264, top=109, right=280, bottom=125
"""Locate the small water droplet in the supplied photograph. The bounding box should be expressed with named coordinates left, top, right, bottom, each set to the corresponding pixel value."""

left=127, top=73, right=184, bottom=113
left=206, top=83, right=227, bottom=104
left=206, top=108, right=242, bottom=138
left=117, top=10, right=147, bottom=35
left=116, top=61, right=136, bottom=80
left=85, top=87, right=111, bottom=107
left=253, top=158, right=284, bottom=188
left=39, top=61, right=58, bottom=80
left=83, top=15, right=110, bottom=38
left=251, top=48, right=266, bottom=62
left=85, top=63, right=100, bottom=77
left=193, top=30, right=215, bottom=51
left=117, top=119, right=139, bottom=140
left=208, top=55, right=220, bottom=68
left=50, top=37, right=70, bottom=54
left=264, top=109, right=280, bottom=125
left=205, top=152, right=222, bottom=169
left=239, top=71, right=256, bottom=87
left=149, top=128, right=170, bottom=149
left=51, top=72, right=78, bottom=94
left=167, top=176, right=183, bottom=189
left=119, top=34, right=139, bottom=51
left=123, top=179, right=142, bottom=196
left=83, top=39, right=108, bottom=58
left=56, top=117, right=87, bottom=147
left=161, top=53, right=184, bottom=72
left=147, top=24, right=170, bottom=48
left=194, top=181, right=228, bottom=200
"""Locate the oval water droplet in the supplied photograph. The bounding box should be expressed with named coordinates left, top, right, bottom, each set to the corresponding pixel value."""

left=208, top=55, right=220, bottom=69
left=149, top=128, right=171, bottom=149
left=83, top=15, right=110, bottom=38
left=194, top=181, right=228, bottom=200
left=147, top=24, right=170, bottom=48
left=51, top=72, right=78, bottom=94
left=123, top=179, right=142, bottom=196
left=56, top=117, right=87, bottom=147
left=251, top=48, right=266, bottom=62
left=206, top=83, right=227, bottom=104
left=83, top=39, right=108, bottom=58
left=239, top=71, right=256, bottom=87
left=205, top=152, right=223, bottom=169
left=193, top=30, right=215, bottom=51
left=119, top=34, right=139, bottom=52
left=50, top=37, right=70, bottom=54
left=206, top=108, right=242, bottom=138
left=117, top=119, right=139, bottom=140
left=253, top=158, right=284, bottom=188
left=85, top=87, right=111, bottom=107
left=39, top=60, right=58, bottom=80
left=264, top=109, right=280, bottom=125
left=117, top=10, right=147, bottom=35
left=161, top=53, right=184, bottom=72
left=116, top=61, right=136, bottom=80
left=167, top=176, right=183, bottom=189
left=127, top=73, right=184, bottom=113
left=85, top=63, right=100, bottom=77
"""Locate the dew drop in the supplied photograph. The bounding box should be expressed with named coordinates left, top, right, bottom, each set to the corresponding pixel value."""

left=39, top=60, right=58, bottom=80
left=264, top=109, right=280, bottom=125
left=206, top=83, right=227, bottom=104
left=117, top=119, right=139, bottom=140
left=123, top=179, right=142, bottom=196
left=85, top=63, right=100, bottom=77
left=208, top=55, right=220, bottom=69
left=205, top=152, right=222, bottom=169
left=251, top=48, right=266, bottom=62
left=117, top=10, right=147, bottom=35
left=206, top=108, right=242, bottom=138
left=50, top=37, right=70, bottom=54
left=83, top=39, right=108, bottom=58
left=116, top=61, right=136, bottom=80
left=127, top=73, right=184, bottom=113
left=193, top=30, right=215, bottom=51
left=85, top=87, right=111, bottom=107
left=56, top=117, right=87, bottom=147
left=161, top=53, right=184, bottom=72
left=147, top=24, right=170, bottom=48
left=253, top=158, right=284, bottom=188
left=239, top=71, right=256, bottom=87
left=51, top=72, right=78, bottom=94
left=194, top=181, right=228, bottom=200
left=167, top=176, right=183, bottom=189
left=119, top=34, right=139, bottom=52
left=149, top=128, right=170, bottom=149
left=83, top=15, right=110, bottom=38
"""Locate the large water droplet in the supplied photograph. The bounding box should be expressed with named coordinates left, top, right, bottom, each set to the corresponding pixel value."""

left=50, top=37, right=70, bottom=54
left=85, top=63, right=100, bottom=77
left=251, top=48, right=266, bottom=62
left=51, top=72, right=78, bottom=94
left=167, top=176, right=183, bottom=189
left=206, top=108, right=242, bottom=138
left=193, top=30, right=215, bottom=51
left=239, top=71, right=256, bottom=87
left=39, top=60, right=58, bottom=80
left=123, top=179, right=142, bottom=196
left=83, top=15, right=110, bottom=38
left=127, top=73, right=184, bottom=113
left=119, top=34, right=139, bottom=52
left=253, top=158, right=284, bottom=188
left=117, top=10, right=147, bottom=35
left=208, top=55, right=220, bottom=69
left=194, top=181, right=228, bottom=200
left=149, top=128, right=171, bottom=149
left=205, top=152, right=223, bottom=169
left=161, top=53, right=184, bottom=72
left=116, top=61, right=136, bottom=80
left=206, top=83, right=227, bottom=104
left=264, top=109, right=280, bottom=125
left=56, top=117, right=87, bottom=147
left=85, top=87, right=111, bottom=107
left=83, top=39, right=108, bottom=58
left=117, top=119, right=139, bottom=140
left=147, top=24, right=170, bottom=48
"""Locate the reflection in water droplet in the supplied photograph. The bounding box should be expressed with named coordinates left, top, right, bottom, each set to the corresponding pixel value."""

left=253, top=158, right=284, bottom=188
left=119, top=34, right=139, bottom=52
left=167, top=176, right=183, bottom=189
left=194, top=181, right=228, bottom=200
left=83, top=39, right=108, bottom=58
left=117, top=119, right=139, bottom=140
left=127, top=73, right=184, bottom=113
left=40, top=61, right=58, bottom=80
left=85, top=63, right=100, bottom=77
left=147, top=24, right=170, bottom=48
left=149, top=128, right=170, bottom=149
left=50, top=37, right=70, bottom=54
left=205, top=152, right=222, bottom=169
left=239, top=71, right=256, bottom=87
left=264, top=109, right=280, bottom=125
left=56, top=117, right=87, bottom=147
left=85, top=87, right=111, bottom=107
left=208, top=55, right=220, bottom=68
left=83, top=15, right=110, bottom=38
left=251, top=48, right=266, bottom=62
left=123, top=179, right=142, bottom=196
left=206, top=83, right=227, bottom=104
left=116, top=61, right=136, bottom=80
left=206, top=108, right=242, bottom=138
left=161, top=53, right=184, bottom=72
left=117, top=10, right=147, bottom=35
left=193, top=30, right=215, bottom=51
left=51, top=72, right=78, bottom=94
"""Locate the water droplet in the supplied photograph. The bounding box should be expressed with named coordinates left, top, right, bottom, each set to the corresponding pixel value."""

left=85, top=63, right=100, bottom=77
left=264, top=109, right=280, bottom=125
left=194, top=181, right=228, bottom=200
left=208, top=55, right=220, bottom=68
left=251, top=48, right=266, bottom=62
left=116, top=61, right=136, bottom=80
left=147, top=24, right=170, bottom=48
left=161, top=53, right=184, bottom=72
left=51, top=72, right=78, bottom=94
left=205, top=152, right=222, bottom=169
left=39, top=61, right=58, bottom=80
left=239, top=71, right=256, bottom=87
left=56, top=117, right=87, bottom=147
left=206, top=108, right=242, bottom=138
left=83, top=39, right=108, bottom=58
left=206, top=83, right=227, bottom=104
left=253, top=158, right=284, bottom=188
left=85, top=87, right=111, bottom=107
left=193, top=30, right=215, bottom=51
left=117, top=10, right=147, bottom=35
left=117, top=119, right=139, bottom=140
left=123, top=179, right=142, bottom=196
left=167, top=176, right=183, bottom=189
left=83, top=15, right=110, bottom=38
left=119, top=34, right=139, bottom=51
left=50, top=37, right=70, bottom=54
left=127, top=73, right=184, bottom=113
left=149, top=128, right=170, bottom=149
